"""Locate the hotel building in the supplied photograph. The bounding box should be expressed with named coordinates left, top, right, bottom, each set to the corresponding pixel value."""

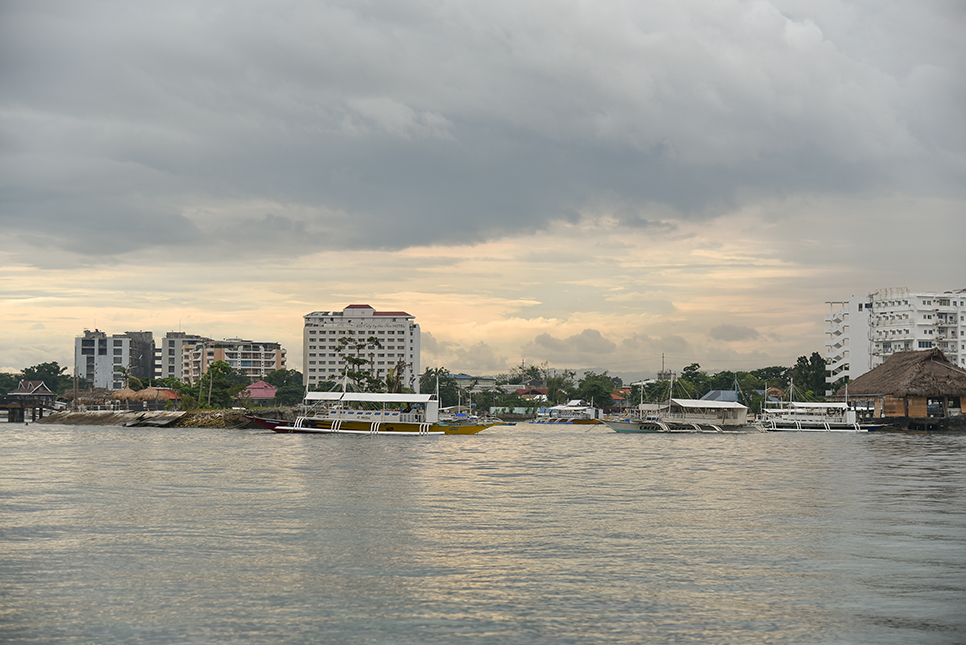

left=302, top=304, right=421, bottom=391
left=825, top=287, right=966, bottom=393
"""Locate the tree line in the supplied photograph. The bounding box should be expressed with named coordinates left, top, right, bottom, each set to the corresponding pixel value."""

left=4, top=350, right=833, bottom=412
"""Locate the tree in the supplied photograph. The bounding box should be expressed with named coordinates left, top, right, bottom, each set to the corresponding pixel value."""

left=496, top=362, right=545, bottom=385
left=545, top=369, right=576, bottom=404
left=420, top=367, right=459, bottom=407
left=264, top=369, right=306, bottom=405
left=21, top=361, right=69, bottom=394
left=384, top=360, right=413, bottom=393
left=789, top=352, right=827, bottom=400
left=197, top=361, right=247, bottom=408
left=0, top=372, right=19, bottom=395
left=335, top=335, right=385, bottom=391
left=576, top=371, right=616, bottom=409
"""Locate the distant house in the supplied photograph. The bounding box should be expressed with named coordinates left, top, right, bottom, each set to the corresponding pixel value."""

left=7, top=380, right=56, bottom=403
left=831, top=349, right=966, bottom=418
left=700, top=390, right=739, bottom=403
left=238, top=381, right=278, bottom=405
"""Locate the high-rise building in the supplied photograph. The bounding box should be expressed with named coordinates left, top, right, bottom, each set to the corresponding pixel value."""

left=155, top=331, right=209, bottom=381
left=181, top=337, right=287, bottom=385
left=825, top=288, right=966, bottom=393
left=302, top=304, right=421, bottom=391
left=75, top=329, right=155, bottom=390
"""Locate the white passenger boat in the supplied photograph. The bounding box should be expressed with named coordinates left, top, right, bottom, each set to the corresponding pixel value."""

left=754, top=401, right=879, bottom=432
left=533, top=400, right=603, bottom=424
left=604, top=398, right=759, bottom=433
left=273, top=391, right=502, bottom=436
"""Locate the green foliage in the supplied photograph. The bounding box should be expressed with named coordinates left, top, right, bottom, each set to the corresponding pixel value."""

left=495, top=362, right=547, bottom=385
left=0, top=372, right=19, bottom=395
left=335, top=335, right=385, bottom=391
left=576, top=371, right=616, bottom=409
left=545, top=369, right=576, bottom=404
left=751, top=366, right=787, bottom=385
left=263, top=368, right=305, bottom=405
left=197, top=361, right=248, bottom=408
left=789, top=352, right=827, bottom=400
left=20, top=361, right=76, bottom=394
left=420, top=367, right=459, bottom=407
left=264, top=369, right=303, bottom=389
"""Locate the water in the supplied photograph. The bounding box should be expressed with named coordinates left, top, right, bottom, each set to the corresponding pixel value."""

left=1, top=423, right=965, bottom=644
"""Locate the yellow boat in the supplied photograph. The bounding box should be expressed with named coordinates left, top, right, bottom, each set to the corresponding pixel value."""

left=273, top=392, right=502, bottom=436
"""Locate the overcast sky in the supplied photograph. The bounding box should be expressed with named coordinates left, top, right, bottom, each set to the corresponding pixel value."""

left=2, top=0, right=964, bottom=379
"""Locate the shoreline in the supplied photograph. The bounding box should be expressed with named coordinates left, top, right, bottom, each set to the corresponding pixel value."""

left=34, top=409, right=298, bottom=429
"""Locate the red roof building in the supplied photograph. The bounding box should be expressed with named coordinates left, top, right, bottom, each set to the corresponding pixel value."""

left=239, top=381, right=278, bottom=404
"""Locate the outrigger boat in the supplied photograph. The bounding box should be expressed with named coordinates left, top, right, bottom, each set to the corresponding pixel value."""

left=604, top=398, right=760, bottom=433
left=533, top=399, right=603, bottom=424
left=273, top=391, right=502, bottom=436
left=754, top=401, right=879, bottom=432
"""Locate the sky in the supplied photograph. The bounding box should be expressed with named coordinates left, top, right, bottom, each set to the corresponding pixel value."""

left=2, top=0, right=964, bottom=380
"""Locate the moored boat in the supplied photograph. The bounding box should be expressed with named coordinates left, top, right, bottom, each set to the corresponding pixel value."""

left=605, top=398, right=760, bottom=433
left=273, top=391, right=502, bottom=436
left=533, top=400, right=603, bottom=424
left=754, top=401, right=880, bottom=432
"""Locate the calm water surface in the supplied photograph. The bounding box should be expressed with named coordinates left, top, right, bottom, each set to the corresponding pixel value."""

left=1, top=423, right=964, bottom=644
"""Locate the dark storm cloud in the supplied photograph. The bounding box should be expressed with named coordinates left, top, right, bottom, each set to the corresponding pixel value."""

left=2, top=0, right=963, bottom=263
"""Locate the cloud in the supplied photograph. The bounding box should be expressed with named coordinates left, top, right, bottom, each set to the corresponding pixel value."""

left=708, top=324, right=761, bottom=342
left=522, top=329, right=617, bottom=363
left=2, top=0, right=963, bottom=266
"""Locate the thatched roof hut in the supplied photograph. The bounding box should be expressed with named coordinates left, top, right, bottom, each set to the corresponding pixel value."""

left=111, top=387, right=138, bottom=402
left=135, top=387, right=180, bottom=402
left=834, top=349, right=966, bottom=418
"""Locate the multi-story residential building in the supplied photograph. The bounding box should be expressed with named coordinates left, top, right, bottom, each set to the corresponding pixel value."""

left=181, top=338, right=287, bottom=385
left=824, top=296, right=873, bottom=391
left=302, top=304, right=421, bottom=391
left=869, top=288, right=965, bottom=369
left=155, top=331, right=209, bottom=380
left=75, top=330, right=155, bottom=390
left=825, top=288, right=966, bottom=393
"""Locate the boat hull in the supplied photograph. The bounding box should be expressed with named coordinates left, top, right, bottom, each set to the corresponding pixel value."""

left=605, top=418, right=761, bottom=433
left=756, top=422, right=873, bottom=433
left=273, top=418, right=495, bottom=435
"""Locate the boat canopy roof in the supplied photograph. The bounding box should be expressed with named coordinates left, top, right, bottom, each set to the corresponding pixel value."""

left=670, top=398, right=748, bottom=410
left=304, top=392, right=434, bottom=404
left=785, top=401, right=848, bottom=409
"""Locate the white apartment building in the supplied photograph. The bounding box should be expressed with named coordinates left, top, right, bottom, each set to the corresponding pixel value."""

left=826, top=287, right=966, bottom=393
left=155, top=331, right=209, bottom=380
left=181, top=338, right=287, bottom=385
left=75, top=329, right=155, bottom=390
left=303, top=304, right=421, bottom=391
left=824, top=296, right=873, bottom=390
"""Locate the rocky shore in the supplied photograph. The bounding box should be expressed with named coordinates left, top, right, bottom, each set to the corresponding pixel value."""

left=39, top=408, right=298, bottom=429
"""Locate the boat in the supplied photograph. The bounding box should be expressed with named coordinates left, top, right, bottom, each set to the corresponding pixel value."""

left=754, top=401, right=881, bottom=432
left=533, top=399, right=603, bottom=424
left=272, top=391, right=502, bottom=435
left=604, top=398, right=760, bottom=433
left=602, top=403, right=663, bottom=432
left=245, top=415, right=285, bottom=430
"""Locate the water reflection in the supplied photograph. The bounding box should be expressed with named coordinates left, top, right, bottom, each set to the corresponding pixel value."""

left=0, top=424, right=964, bottom=643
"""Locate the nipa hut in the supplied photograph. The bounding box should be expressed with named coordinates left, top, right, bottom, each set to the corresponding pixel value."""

left=832, top=349, right=966, bottom=418
left=135, top=387, right=180, bottom=403
left=111, top=387, right=138, bottom=402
